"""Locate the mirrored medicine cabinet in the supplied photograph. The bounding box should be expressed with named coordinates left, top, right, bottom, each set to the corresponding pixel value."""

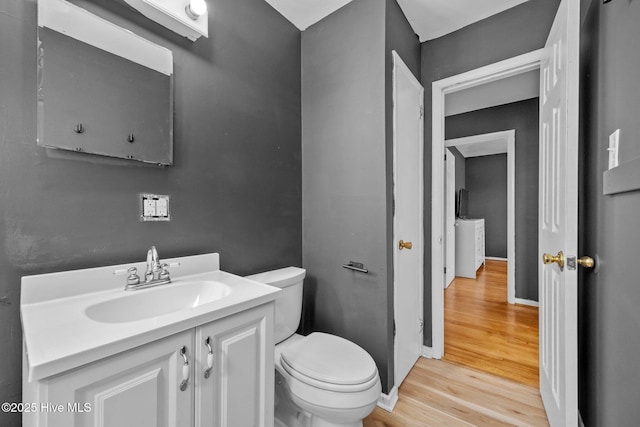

left=37, top=0, right=174, bottom=165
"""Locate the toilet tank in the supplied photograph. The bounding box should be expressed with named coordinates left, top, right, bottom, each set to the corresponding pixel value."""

left=245, top=267, right=306, bottom=344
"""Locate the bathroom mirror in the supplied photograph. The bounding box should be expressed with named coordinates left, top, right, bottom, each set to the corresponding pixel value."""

left=37, top=0, right=174, bottom=165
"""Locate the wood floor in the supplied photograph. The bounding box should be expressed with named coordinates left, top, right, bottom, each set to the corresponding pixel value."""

left=364, top=260, right=546, bottom=426
left=444, top=260, right=539, bottom=388
left=364, top=358, right=548, bottom=426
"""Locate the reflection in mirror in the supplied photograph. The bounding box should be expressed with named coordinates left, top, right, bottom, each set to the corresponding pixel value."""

left=37, top=0, right=174, bottom=165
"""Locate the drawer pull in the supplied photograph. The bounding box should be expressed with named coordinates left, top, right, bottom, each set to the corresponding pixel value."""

left=204, top=337, right=214, bottom=379
left=179, top=346, right=190, bottom=391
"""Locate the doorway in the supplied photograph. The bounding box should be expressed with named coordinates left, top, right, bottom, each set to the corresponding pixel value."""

left=445, top=130, right=516, bottom=303
left=429, top=49, right=545, bottom=360
left=443, top=116, right=540, bottom=389
left=430, top=1, right=581, bottom=421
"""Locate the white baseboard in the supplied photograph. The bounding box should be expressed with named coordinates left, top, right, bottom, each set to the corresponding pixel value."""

left=514, top=297, right=539, bottom=307
left=485, top=256, right=508, bottom=261
left=377, top=386, right=398, bottom=412
left=422, top=345, right=437, bottom=359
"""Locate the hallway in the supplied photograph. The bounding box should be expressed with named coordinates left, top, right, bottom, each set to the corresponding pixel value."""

left=444, top=259, right=539, bottom=387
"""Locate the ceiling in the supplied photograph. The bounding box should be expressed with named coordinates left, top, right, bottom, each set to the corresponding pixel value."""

left=446, top=135, right=508, bottom=158
left=263, top=0, right=529, bottom=41
left=262, top=0, right=352, bottom=32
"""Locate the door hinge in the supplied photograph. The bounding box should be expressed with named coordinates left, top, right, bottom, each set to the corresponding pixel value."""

left=392, top=197, right=395, bottom=216
left=419, top=319, right=424, bottom=333
left=419, top=105, right=424, bottom=119
left=393, top=320, right=396, bottom=337
left=444, top=267, right=447, bottom=274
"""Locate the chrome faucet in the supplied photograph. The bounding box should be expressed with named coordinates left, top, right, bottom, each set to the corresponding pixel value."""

left=145, top=246, right=160, bottom=282
left=124, top=246, right=171, bottom=291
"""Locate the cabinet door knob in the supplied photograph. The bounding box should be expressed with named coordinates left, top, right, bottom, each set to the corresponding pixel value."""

left=179, top=346, right=190, bottom=391
left=204, top=337, right=214, bottom=379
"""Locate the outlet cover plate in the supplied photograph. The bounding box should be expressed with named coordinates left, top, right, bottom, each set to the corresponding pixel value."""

left=140, top=193, right=171, bottom=221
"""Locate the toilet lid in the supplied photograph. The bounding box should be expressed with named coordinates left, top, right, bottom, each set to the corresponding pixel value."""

left=280, top=333, right=378, bottom=388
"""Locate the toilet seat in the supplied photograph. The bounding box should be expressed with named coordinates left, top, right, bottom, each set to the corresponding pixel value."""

left=275, top=333, right=382, bottom=423
left=280, top=332, right=379, bottom=392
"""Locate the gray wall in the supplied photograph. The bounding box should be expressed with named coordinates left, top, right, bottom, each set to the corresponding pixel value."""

left=301, top=0, right=419, bottom=393
left=464, top=154, right=508, bottom=258
left=0, top=0, right=301, bottom=424
left=445, top=99, right=539, bottom=301
left=580, top=0, right=640, bottom=424
left=301, top=0, right=388, bottom=392
left=421, top=2, right=559, bottom=344
left=448, top=146, right=466, bottom=194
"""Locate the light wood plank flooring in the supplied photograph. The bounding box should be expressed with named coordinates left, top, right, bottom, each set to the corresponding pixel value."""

left=364, top=358, right=548, bottom=426
left=444, top=260, right=539, bottom=387
left=364, top=260, right=545, bottom=426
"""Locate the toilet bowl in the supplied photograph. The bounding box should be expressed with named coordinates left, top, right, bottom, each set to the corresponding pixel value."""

left=246, top=267, right=381, bottom=427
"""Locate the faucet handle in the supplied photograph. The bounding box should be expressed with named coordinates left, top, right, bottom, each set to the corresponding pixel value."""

left=126, top=267, right=140, bottom=286
left=159, top=263, right=171, bottom=281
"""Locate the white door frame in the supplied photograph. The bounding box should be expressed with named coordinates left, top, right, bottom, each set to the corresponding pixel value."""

left=444, top=148, right=456, bottom=287
left=430, top=49, right=544, bottom=359
left=445, top=130, right=516, bottom=304
left=392, top=51, right=424, bottom=393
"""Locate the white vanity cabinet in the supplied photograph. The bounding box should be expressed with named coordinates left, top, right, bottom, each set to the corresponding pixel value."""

left=28, top=330, right=194, bottom=427
left=24, top=304, right=274, bottom=427
left=195, top=303, right=274, bottom=427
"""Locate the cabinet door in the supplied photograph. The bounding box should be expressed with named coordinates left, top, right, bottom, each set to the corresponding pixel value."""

left=195, top=304, right=274, bottom=427
left=43, top=330, right=194, bottom=427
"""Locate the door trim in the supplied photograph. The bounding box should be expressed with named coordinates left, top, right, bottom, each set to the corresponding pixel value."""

left=430, top=49, right=544, bottom=358
left=445, top=130, right=516, bottom=303
left=392, top=50, right=424, bottom=389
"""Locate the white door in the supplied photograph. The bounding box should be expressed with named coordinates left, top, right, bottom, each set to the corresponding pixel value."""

left=445, top=149, right=456, bottom=287
left=392, top=51, right=424, bottom=388
left=538, top=0, right=579, bottom=425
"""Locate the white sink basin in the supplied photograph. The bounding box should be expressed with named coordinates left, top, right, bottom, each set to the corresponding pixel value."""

left=21, top=253, right=282, bottom=381
left=85, top=280, right=232, bottom=323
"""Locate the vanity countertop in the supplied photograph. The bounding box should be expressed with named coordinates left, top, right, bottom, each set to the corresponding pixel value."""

left=21, top=253, right=280, bottom=382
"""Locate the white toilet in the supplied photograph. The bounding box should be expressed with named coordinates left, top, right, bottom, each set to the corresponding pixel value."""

left=246, top=267, right=382, bottom=427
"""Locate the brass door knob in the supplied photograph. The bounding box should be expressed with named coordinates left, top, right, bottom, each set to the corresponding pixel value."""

left=399, top=240, right=413, bottom=250
left=577, top=256, right=595, bottom=269
left=542, top=251, right=564, bottom=269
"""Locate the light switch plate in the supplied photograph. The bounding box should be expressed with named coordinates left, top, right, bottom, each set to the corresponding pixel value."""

left=140, top=193, right=171, bottom=222
left=156, top=197, right=168, bottom=217
left=608, top=129, right=620, bottom=170
left=143, top=198, right=156, bottom=217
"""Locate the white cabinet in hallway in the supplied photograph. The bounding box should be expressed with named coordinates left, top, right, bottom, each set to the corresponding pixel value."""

left=455, top=218, right=485, bottom=279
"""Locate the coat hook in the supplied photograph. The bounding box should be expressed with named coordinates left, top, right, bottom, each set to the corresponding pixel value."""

left=127, top=134, right=135, bottom=143
left=73, top=123, right=84, bottom=134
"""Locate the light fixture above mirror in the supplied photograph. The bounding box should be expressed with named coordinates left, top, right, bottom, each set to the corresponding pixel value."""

left=122, top=0, right=209, bottom=41
left=185, top=0, right=208, bottom=21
